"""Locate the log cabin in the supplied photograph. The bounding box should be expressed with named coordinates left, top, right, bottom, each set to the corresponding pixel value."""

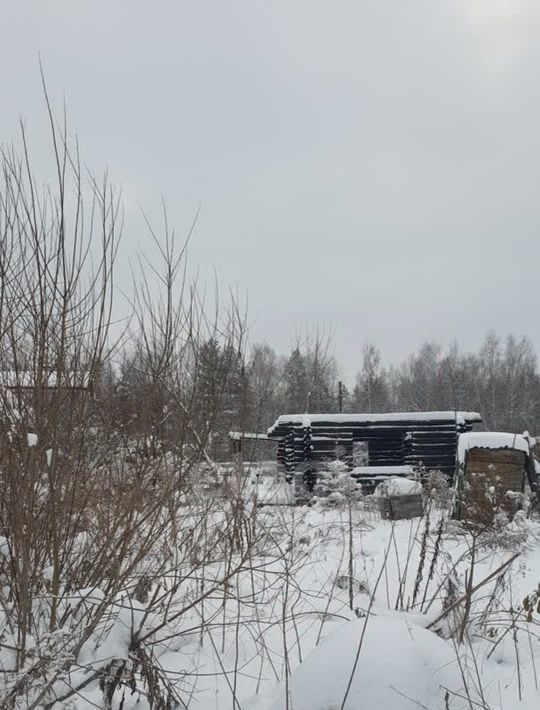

left=267, top=411, right=482, bottom=495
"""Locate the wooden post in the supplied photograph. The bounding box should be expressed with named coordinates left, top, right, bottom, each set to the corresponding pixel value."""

left=338, top=381, right=343, bottom=413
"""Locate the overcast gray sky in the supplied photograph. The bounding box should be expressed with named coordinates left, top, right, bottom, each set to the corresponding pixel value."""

left=2, top=1, right=540, bottom=379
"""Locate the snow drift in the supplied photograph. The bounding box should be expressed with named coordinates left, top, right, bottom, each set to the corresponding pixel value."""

left=267, top=614, right=466, bottom=710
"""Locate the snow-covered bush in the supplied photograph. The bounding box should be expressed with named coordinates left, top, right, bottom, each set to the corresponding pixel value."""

left=314, top=459, right=362, bottom=509
left=0, top=101, right=252, bottom=709
left=479, top=508, right=540, bottom=551
left=424, top=468, right=452, bottom=508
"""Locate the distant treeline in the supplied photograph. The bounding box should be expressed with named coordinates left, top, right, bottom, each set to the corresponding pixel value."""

left=251, top=332, right=540, bottom=434
left=113, top=330, right=540, bottom=460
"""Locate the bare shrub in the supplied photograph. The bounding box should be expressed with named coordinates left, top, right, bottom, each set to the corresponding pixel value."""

left=0, top=88, right=254, bottom=709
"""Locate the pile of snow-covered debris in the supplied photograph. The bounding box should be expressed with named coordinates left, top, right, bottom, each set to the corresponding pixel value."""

left=374, top=477, right=423, bottom=497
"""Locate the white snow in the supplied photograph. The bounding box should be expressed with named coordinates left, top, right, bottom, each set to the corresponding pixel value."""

left=267, top=614, right=464, bottom=710
left=352, top=465, right=415, bottom=476
left=0, top=536, right=9, bottom=557
left=27, top=432, right=38, bottom=447
left=77, top=593, right=146, bottom=670
left=247, top=474, right=294, bottom=505
left=268, top=411, right=481, bottom=434
left=41, top=565, right=54, bottom=581
left=3, top=481, right=540, bottom=710
left=458, top=431, right=530, bottom=463
left=228, top=431, right=269, bottom=440
left=374, top=477, right=423, bottom=497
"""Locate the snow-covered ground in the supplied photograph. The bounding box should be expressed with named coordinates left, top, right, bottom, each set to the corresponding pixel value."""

left=48, top=481, right=540, bottom=710
left=2, top=474, right=540, bottom=709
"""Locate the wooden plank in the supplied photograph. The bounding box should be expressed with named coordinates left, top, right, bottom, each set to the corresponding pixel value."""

left=460, top=453, right=526, bottom=524
left=468, top=449, right=526, bottom=465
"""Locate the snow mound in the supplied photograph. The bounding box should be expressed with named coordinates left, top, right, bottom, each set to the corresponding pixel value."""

left=374, top=477, right=422, bottom=497
left=267, top=615, right=465, bottom=710
left=458, top=431, right=530, bottom=463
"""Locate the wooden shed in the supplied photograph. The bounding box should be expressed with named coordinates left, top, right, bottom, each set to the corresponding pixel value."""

left=267, top=411, right=481, bottom=497
left=454, top=432, right=537, bottom=525
left=228, top=431, right=278, bottom=462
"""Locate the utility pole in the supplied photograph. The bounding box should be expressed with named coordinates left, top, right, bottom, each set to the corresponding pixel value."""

left=338, top=381, right=343, bottom=413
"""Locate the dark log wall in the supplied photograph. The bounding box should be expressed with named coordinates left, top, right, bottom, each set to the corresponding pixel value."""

left=272, top=416, right=476, bottom=478
left=403, top=428, right=461, bottom=472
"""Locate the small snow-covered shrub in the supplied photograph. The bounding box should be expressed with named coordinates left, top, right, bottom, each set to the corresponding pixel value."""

left=314, top=460, right=362, bottom=509
left=481, top=509, right=540, bottom=551
left=424, top=468, right=452, bottom=509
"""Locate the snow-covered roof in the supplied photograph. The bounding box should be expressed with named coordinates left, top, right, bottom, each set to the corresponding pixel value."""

left=374, top=478, right=423, bottom=497
left=458, top=432, right=530, bottom=464
left=228, top=431, right=269, bottom=441
left=268, top=411, right=481, bottom=435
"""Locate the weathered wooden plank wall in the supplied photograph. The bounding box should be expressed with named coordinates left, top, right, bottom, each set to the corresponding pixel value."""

left=459, top=448, right=527, bottom=524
